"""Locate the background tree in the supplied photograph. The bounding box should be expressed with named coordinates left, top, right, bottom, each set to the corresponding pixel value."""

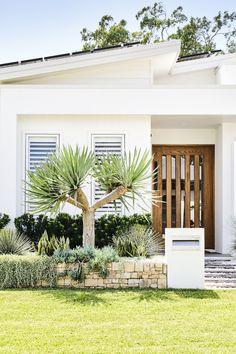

left=170, top=12, right=236, bottom=56
left=136, top=3, right=187, bottom=44
left=81, top=15, right=140, bottom=50
left=81, top=3, right=236, bottom=56
left=25, top=146, right=157, bottom=248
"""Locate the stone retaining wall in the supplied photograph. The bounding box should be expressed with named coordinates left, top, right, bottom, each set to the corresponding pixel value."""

left=54, top=259, right=167, bottom=289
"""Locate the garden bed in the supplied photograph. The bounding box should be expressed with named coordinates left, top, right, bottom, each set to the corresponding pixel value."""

left=53, top=257, right=167, bottom=289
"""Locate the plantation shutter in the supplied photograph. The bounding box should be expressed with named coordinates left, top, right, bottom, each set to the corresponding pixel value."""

left=26, top=135, right=59, bottom=211
left=93, top=135, right=124, bottom=216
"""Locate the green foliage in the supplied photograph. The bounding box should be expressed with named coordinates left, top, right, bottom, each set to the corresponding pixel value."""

left=15, top=213, right=83, bottom=248
left=95, top=213, right=151, bottom=248
left=54, top=246, right=118, bottom=279
left=25, top=146, right=95, bottom=214
left=81, top=3, right=236, bottom=56
left=136, top=3, right=187, bottom=43
left=67, top=264, right=85, bottom=282
left=37, top=231, right=70, bottom=256
left=94, top=149, right=159, bottom=210
left=53, top=245, right=95, bottom=263
left=171, top=13, right=236, bottom=56
left=0, top=213, right=10, bottom=230
left=81, top=15, right=140, bottom=50
left=88, top=246, right=119, bottom=277
left=14, top=212, right=151, bottom=248
left=0, top=228, right=33, bottom=255
left=0, top=255, right=57, bottom=288
left=113, top=225, right=163, bottom=257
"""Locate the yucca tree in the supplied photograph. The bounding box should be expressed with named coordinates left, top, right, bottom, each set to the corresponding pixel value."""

left=25, top=146, right=158, bottom=247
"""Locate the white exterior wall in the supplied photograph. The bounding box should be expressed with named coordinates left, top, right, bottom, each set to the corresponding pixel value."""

left=215, top=123, right=236, bottom=254
left=152, top=128, right=216, bottom=145
left=216, top=64, right=236, bottom=85
left=13, top=114, right=150, bottom=217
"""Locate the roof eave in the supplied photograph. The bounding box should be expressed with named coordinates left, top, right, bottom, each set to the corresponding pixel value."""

left=0, top=40, right=181, bottom=82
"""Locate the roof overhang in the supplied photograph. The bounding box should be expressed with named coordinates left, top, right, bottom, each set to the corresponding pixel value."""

left=0, top=40, right=181, bottom=83
left=172, top=52, right=236, bottom=75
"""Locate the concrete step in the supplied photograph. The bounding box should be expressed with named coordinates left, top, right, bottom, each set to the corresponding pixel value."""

left=205, top=257, right=234, bottom=261
left=205, top=277, right=236, bottom=283
left=205, top=267, right=236, bottom=272
left=205, top=273, right=236, bottom=279
left=205, top=284, right=236, bottom=289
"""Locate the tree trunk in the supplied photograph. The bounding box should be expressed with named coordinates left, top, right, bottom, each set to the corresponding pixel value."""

left=82, top=208, right=95, bottom=248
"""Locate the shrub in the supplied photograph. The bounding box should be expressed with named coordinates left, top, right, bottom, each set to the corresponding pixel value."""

left=14, top=213, right=83, bottom=248
left=14, top=212, right=151, bottom=248
left=0, top=213, right=10, bottom=230
left=0, top=255, right=57, bottom=288
left=113, top=225, right=163, bottom=257
left=95, top=213, right=152, bottom=247
left=88, top=246, right=119, bottom=277
left=53, top=246, right=118, bottom=279
left=14, top=213, right=48, bottom=246
left=0, top=228, right=33, bottom=255
left=37, top=231, right=70, bottom=256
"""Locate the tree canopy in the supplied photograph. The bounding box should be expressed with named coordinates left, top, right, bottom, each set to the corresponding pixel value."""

left=25, top=146, right=158, bottom=247
left=81, top=2, right=236, bottom=56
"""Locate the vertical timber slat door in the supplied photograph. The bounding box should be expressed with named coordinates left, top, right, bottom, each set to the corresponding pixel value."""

left=154, top=153, right=162, bottom=234
left=152, top=145, right=215, bottom=249
left=194, top=155, right=200, bottom=228
left=184, top=155, right=190, bottom=228
left=175, top=155, right=181, bottom=227
left=166, top=155, right=172, bottom=228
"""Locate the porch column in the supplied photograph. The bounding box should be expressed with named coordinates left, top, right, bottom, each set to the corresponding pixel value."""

left=215, top=122, right=236, bottom=254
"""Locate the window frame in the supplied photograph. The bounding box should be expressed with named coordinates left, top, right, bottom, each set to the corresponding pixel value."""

left=24, top=133, right=60, bottom=212
left=91, top=133, right=125, bottom=216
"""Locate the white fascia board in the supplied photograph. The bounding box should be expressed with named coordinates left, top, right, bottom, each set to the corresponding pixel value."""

left=171, top=52, right=236, bottom=75
left=0, top=40, right=180, bottom=82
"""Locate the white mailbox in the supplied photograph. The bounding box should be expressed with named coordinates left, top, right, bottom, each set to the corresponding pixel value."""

left=165, top=228, right=205, bottom=289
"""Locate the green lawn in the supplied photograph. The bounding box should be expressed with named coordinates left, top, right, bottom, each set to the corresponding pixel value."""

left=0, top=289, right=235, bottom=354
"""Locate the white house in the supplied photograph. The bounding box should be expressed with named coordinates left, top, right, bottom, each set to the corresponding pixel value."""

left=0, top=39, right=236, bottom=254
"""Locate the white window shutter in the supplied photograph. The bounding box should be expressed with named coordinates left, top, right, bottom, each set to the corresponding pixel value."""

left=92, top=135, right=124, bottom=216
left=25, top=135, right=59, bottom=211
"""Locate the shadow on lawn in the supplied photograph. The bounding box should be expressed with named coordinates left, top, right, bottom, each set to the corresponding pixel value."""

left=39, top=289, right=109, bottom=306
left=136, top=289, right=220, bottom=302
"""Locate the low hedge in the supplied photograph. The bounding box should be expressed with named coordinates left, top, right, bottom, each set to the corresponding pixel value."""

left=0, top=255, right=57, bottom=288
left=14, top=213, right=151, bottom=248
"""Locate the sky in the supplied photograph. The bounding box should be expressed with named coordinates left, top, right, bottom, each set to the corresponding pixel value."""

left=0, top=0, right=235, bottom=64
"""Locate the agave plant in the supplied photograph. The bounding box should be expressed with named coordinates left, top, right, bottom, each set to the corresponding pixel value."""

left=25, top=145, right=159, bottom=248
left=0, top=228, right=33, bottom=255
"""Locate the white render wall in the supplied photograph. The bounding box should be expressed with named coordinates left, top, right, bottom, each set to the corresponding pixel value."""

left=15, top=114, right=151, bottom=216
left=215, top=122, right=236, bottom=254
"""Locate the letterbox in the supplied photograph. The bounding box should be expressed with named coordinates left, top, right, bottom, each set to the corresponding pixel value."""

left=165, top=228, right=205, bottom=289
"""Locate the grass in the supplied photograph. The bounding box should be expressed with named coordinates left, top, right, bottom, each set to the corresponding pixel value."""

left=0, top=289, right=235, bottom=353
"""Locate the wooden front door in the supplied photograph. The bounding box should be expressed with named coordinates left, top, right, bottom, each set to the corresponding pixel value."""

left=152, top=145, right=215, bottom=249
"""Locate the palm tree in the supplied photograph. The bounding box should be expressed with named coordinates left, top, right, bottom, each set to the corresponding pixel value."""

left=25, top=146, right=158, bottom=247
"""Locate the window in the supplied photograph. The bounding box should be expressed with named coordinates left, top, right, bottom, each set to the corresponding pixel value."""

left=25, top=134, right=59, bottom=211
left=92, top=135, right=125, bottom=216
